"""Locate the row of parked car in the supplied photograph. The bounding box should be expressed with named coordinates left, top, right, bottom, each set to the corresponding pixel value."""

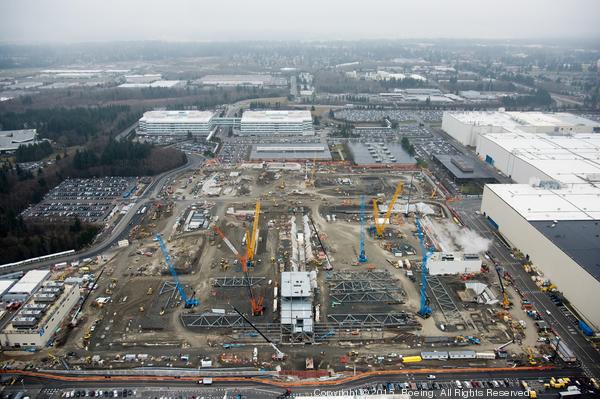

left=63, top=389, right=136, bottom=398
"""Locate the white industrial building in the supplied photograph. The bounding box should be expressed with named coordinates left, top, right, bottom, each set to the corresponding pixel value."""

left=3, top=270, right=50, bottom=303
left=467, top=110, right=600, bottom=330
left=0, top=282, right=80, bottom=349
left=481, top=183, right=600, bottom=330
left=476, top=132, right=600, bottom=185
left=240, top=110, right=314, bottom=136
left=124, top=74, right=162, bottom=84
left=427, top=252, right=482, bottom=275
left=0, top=129, right=39, bottom=153
left=138, top=110, right=216, bottom=137
left=198, top=74, right=287, bottom=87
left=442, top=110, right=600, bottom=147
left=280, top=271, right=313, bottom=334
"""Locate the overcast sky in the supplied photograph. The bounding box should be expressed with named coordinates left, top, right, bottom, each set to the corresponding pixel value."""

left=1, top=0, right=599, bottom=44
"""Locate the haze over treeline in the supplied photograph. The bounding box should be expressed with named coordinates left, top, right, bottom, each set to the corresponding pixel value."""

left=1, top=0, right=599, bottom=43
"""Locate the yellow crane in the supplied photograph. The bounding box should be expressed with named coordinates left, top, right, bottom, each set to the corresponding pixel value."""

left=372, top=182, right=403, bottom=237
left=246, top=200, right=261, bottom=265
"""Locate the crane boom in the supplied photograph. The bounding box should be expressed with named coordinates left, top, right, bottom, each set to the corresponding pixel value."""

left=247, top=200, right=261, bottom=264
left=212, top=224, right=247, bottom=268
left=232, top=305, right=285, bottom=360
left=415, top=216, right=432, bottom=318
left=358, top=195, right=367, bottom=263
left=373, top=182, right=403, bottom=236
left=155, top=234, right=198, bottom=308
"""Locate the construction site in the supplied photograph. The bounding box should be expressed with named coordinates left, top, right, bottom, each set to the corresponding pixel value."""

left=1, top=159, right=569, bottom=378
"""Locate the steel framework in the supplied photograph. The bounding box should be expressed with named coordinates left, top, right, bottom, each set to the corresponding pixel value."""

left=427, top=274, right=465, bottom=323
left=159, top=281, right=178, bottom=309
left=213, top=277, right=265, bottom=287
left=327, top=312, right=417, bottom=327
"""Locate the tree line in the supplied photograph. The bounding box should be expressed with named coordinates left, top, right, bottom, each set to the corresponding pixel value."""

left=15, top=140, right=53, bottom=162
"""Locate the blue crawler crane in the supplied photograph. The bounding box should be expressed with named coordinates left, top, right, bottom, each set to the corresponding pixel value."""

left=155, top=234, right=199, bottom=308
left=415, top=216, right=433, bottom=318
left=358, top=195, right=368, bottom=263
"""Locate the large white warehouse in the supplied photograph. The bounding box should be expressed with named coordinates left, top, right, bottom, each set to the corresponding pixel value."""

left=476, top=132, right=600, bottom=184
left=467, top=110, right=600, bottom=330
left=481, top=183, right=600, bottom=330
left=442, top=110, right=600, bottom=147
left=138, top=110, right=215, bottom=137
left=240, top=110, right=314, bottom=136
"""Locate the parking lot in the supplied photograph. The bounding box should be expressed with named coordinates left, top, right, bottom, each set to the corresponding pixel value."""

left=22, top=177, right=139, bottom=223
left=334, top=109, right=443, bottom=123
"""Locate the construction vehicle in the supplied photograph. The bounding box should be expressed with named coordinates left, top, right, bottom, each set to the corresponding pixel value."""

left=373, top=182, right=403, bottom=237
left=232, top=306, right=285, bottom=360
left=526, top=347, right=537, bottom=365
left=147, top=287, right=153, bottom=295
left=155, top=234, right=199, bottom=308
left=358, top=195, right=367, bottom=263
left=415, top=216, right=433, bottom=318
left=279, top=173, right=285, bottom=190
left=495, top=266, right=511, bottom=309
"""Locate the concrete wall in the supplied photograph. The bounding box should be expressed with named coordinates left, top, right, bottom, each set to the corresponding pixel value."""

left=481, top=186, right=600, bottom=330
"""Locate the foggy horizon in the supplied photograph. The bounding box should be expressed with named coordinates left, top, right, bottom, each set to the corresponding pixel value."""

left=1, top=0, right=600, bottom=44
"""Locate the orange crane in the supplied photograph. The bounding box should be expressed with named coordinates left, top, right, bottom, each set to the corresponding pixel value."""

left=372, top=182, right=404, bottom=237
left=211, top=204, right=264, bottom=316
left=246, top=200, right=261, bottom=268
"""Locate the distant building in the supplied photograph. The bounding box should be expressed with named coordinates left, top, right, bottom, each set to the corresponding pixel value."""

left=125, top=74, right=162, bottom=84
left=138, top=110, right=215, bottom=137
left=0, top=129, right=38, bottom=154
left=250, top=143, right=331, bottom=161
left=240, top=110, right=314, bottom=136
left=198, top=74, right=287, bottom=87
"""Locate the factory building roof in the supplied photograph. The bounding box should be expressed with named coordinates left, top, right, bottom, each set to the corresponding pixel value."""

left=241, top=110, right=312, bottom=123
left=250, top=143, right=332, bottom=161
left=139, top=110, right=215, bottom=123
left=482, top=132, right=600, bottom=181
left=484, top=184, right=600, bottom=221
left=0, top=280, right=16, bottom=296
left=531, top=220, right=600, bottom=281
left=8, top=270, right=50, bottom=294
left=449, top=111, right=599, bottom=131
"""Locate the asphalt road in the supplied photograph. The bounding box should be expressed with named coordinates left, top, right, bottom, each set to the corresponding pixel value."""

left=451, top=197, right=600, bottom=378
left=1, top=154, right=204, bottom=275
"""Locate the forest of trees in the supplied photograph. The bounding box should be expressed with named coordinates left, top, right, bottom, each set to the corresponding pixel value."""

left=14, top=140, right=53, bottom=162
left=501, top=88, right=553, bottom=107
left=0, top=105, right=140, bottom=146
